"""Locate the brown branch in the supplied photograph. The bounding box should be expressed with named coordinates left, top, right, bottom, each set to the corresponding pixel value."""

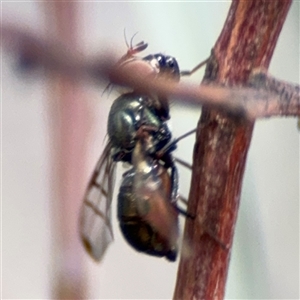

left=1, top=25, right=87, bottom=79
left=109, top=65, right=300, bottom=119
left=41, top=2, right=88, bottom=299
left=174, top=1, right=292, bottom=300
left=2, top=24, right=299, bottom=120
left=247, top=69, right=300, bottom=117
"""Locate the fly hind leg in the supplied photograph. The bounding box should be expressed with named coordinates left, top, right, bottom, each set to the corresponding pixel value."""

left=180, top=58, right=209, bottom=76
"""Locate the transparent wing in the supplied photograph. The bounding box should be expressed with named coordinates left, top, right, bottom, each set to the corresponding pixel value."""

left=80, top=142, right=116, bottom=261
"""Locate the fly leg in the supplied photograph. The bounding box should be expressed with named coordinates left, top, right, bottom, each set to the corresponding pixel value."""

left=155, top=129, right=196, bottom=216
left=153, top=127, right=229, bottom=251
left=178, top=195, right=188, bottom=205
left=156, top=128, right=197, bottom=157
left=174, top=157, right=192, bottom=170
left=180, top=58, right=209, bottom=76
left=168, top=158, right=193, bottom=219
left=161, top=153, right=179, bottom=204
left=161, top=153, right=195, bottom=219
left=175, top=205, right=195, bottom=219
left=176, top=195, right=195, bottom=219
left=199, top=222, right=230, bottom=251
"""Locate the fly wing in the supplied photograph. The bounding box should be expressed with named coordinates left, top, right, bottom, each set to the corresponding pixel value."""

left=132, top=140, right=178, bottom=246
left=80, top=142, right=116, bottom=262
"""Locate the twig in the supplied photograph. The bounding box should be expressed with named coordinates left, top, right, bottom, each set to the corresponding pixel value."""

left=2, top=24, right=299, bottom=121
left=174, top=0, right=293, bottom=299
left=109, top=64, right=300, bottom=119
left=41, top=2, right=88, bottom=299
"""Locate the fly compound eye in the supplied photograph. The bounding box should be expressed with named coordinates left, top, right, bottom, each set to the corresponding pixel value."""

left=167, top=58, right=175, bottom=68
left=155, top=54, right=166, bottom=68
left=165, top=56, right=180, bottom=80
left=156, top=55, right=163, bottom=63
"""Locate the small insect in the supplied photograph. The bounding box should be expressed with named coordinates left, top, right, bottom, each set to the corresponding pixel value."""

left=117, top=129, right=180, bottom=261
left=80, top=39, right=194, bottom=262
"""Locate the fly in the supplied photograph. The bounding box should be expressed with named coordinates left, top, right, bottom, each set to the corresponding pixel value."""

left=80, top=39, right=199, bottom=262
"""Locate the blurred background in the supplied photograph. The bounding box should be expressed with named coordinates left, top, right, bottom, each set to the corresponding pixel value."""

left=2, top=1, right=299, bottom=299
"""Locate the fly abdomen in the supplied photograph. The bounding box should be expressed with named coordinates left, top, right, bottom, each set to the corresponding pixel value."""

left=117, top=169, right=177, bottom=261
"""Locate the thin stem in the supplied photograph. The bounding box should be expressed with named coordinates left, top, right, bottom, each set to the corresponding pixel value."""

left=174, top=1, right=292, bottom=299
left=2, top=25, right=299, bottom=119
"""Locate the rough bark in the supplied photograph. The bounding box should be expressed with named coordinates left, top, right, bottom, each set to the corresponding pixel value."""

left=173, top=1, right=292, bottom=299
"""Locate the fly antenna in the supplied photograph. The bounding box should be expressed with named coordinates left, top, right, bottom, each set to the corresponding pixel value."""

left=130, top=32, right=139, bottom=49
left=123, top=30, right=148, bottom=57
left=123, top=28, right=129, bottom=49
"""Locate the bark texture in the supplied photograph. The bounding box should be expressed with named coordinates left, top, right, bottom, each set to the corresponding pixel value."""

left=174, top=1, right=292, bottom=299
